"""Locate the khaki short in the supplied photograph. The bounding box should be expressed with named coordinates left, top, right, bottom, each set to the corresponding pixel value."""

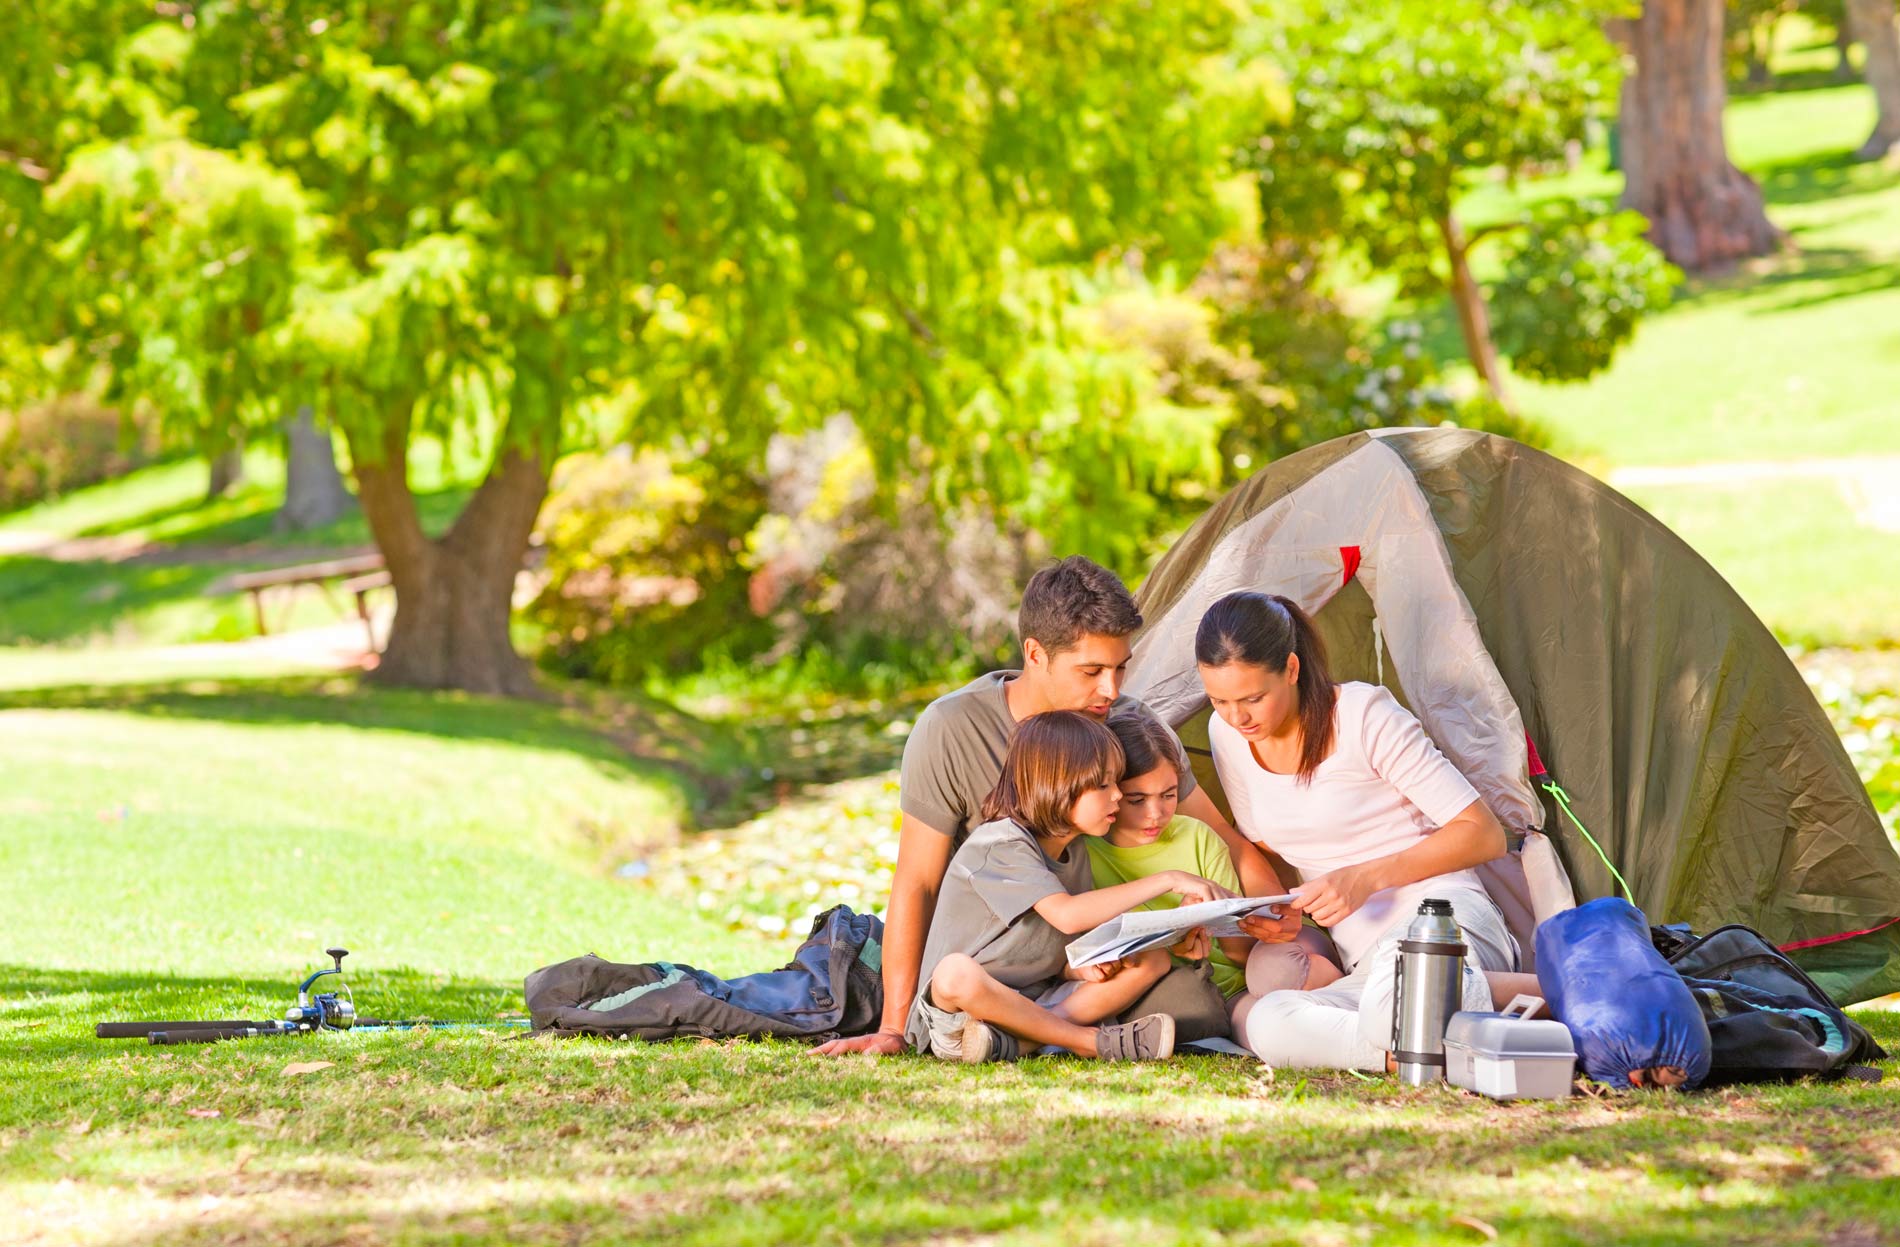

left=913, top=978, right=1081, bottom=1060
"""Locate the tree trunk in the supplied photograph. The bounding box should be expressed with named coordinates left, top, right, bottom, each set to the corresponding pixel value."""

left=277, top=405, right=356, bottom=532
left=1613, top=2, right=1784, bottom=271
left=1436, top=213, right=1514, bottom=414
left=1837, top=20, right=1860, bottom=82
left=205, top=443, right=244, bottom=501
left=347, top=409, right=549, bottom=696
left=1846, top=0, right=1900, bottom=159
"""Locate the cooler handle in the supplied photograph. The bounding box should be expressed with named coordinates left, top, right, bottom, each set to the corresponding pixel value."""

left=1500, top=994, right=1546, bottom=1020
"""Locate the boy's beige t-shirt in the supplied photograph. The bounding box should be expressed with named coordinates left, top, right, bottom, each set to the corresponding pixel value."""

left=898, top=671, right=1197, bottom=846
left=902, top=817, right=1094, bottom=1051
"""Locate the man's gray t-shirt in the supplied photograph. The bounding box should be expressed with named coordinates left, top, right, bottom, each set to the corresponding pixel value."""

left=898, top=671, right=1198, bottom=845
left=903, top=817, right=1094, bottom=1050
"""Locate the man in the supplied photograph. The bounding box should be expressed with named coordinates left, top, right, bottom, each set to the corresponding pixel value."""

left=815, top=555, right=1298, bottom=1057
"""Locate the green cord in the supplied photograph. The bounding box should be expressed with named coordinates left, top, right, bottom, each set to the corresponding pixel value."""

left=1541, top=780, right=1635, bottom=903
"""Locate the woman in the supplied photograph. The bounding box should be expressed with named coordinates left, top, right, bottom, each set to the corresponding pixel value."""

left=1197, top=590, right=1519, bottom=1071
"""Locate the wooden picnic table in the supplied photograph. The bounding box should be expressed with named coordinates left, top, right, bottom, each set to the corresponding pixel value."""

left=230, top=553, right=389, bottom=648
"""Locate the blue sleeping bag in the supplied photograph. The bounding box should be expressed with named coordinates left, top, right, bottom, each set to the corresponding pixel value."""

left=1535, top=897, right=1712, bottom=1089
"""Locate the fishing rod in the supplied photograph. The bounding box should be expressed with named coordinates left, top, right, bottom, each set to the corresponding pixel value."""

left=95, top=948, right=531, bottom=1046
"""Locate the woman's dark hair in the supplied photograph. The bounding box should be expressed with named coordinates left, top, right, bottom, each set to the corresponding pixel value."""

left=1194, top=591, right=1336, bottom=784
left=1106, top=708, right=1185, bottom=785
left=980, top=710, right=1126, bottom=838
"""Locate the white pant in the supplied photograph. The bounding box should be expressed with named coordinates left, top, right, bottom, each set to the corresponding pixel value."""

left=1238, top=887, right=1517, bottom=1071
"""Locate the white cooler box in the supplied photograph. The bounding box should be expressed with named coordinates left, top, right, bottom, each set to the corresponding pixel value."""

left=1442, top=996, right=1576, bottom=1100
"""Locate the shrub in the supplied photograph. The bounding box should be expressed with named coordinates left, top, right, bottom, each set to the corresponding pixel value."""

left=0, top=398, right=157, bottom=512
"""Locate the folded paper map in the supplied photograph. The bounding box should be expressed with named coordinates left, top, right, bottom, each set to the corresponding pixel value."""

left=1065, top=895, right=1298, bottom=970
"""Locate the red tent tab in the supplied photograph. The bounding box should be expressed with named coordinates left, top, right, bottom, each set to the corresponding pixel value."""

left=1339, top=545, right=1361, bottom=587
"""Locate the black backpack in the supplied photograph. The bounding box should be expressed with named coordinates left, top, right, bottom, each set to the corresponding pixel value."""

left=1651, top=923, right=1887, bottom=1085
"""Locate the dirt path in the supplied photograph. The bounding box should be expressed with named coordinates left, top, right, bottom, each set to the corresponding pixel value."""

left=1607, top=455, right=1900, bottom=534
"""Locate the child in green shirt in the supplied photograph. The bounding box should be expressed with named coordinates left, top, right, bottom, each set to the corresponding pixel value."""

left=1090, top=710, right=1344, bottom=1032
left=1087, top=713, right=1252, bottom=997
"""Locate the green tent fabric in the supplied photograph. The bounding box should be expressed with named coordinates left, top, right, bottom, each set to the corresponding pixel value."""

left=1126, top=428, right=1900, bottom=1004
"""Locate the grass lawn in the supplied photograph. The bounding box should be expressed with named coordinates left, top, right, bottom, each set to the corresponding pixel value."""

left=4, top=658, right=1899, bottom=1246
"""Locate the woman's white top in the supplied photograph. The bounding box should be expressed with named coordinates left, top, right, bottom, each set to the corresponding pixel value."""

left=1210, top=681, right=1486, bottom=967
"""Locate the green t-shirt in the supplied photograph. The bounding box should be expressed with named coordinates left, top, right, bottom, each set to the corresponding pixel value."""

left=1085, top=815, right=1246, bottom=998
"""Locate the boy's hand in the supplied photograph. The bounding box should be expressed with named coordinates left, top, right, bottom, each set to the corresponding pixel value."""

left=1164, top=871, right=1235, bottom=906
left=1073, top=959, right=1124, bottom=983
left=1170, top=927, right=1210, bottom=961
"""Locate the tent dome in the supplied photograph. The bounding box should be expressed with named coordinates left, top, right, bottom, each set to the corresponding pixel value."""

left=1126, top=427, right=1900, bottom=1003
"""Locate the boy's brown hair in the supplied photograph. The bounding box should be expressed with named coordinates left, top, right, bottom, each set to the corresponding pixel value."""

left=1017, top=555, right=1142, bottom=656
left=980, top=711, right=1126, bottom=839
left=1105, top=707, right=1185, bottom=784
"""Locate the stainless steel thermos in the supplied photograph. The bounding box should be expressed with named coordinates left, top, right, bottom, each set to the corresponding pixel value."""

left=1392, top=898, right=1467, bottom=1086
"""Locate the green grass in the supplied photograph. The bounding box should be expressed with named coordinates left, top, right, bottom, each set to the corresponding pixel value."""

left=2, top=658, right=1897, bottom=1246
left=1619, top=478, right=1900, bottom=649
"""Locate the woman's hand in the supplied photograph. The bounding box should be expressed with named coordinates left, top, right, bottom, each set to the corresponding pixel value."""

left=1237, top=908, right=1305, bottom=944
left=1170, top=927, right=1211, bottom=961
left=1289, top=863, right=1386, bottom=928
left=1162, top=871, right=1235, bottom=906
left=1072, top=958, right=1125, bottom=983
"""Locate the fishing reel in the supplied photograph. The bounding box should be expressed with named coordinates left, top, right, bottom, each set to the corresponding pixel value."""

left=96, top=946, right=532, bottom=1045
left=285, top=947, right=357, bottom=1031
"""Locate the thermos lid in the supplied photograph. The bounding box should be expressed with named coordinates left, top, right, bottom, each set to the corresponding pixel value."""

left=1419, top=898, right=1453, bottom=916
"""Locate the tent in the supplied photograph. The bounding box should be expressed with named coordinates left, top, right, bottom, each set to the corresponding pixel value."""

left=1125, top=427, right=1900, bottom=1004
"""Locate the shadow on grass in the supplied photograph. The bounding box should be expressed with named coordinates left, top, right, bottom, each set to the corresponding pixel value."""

left=1752, top=148, right=1900, bottom=209
left=35, top=1035, right=1900, bottom=1247
left=0, top=556, right=236, bottom=646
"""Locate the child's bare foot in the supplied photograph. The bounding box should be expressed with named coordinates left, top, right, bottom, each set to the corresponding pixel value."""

left=1095, top=1013, right=1175, bottom=1061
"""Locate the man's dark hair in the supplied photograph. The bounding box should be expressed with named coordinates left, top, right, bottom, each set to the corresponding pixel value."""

left=1017, top=556, right=1142, bottom=656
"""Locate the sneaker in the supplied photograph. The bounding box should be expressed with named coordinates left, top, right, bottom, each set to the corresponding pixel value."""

left=958, top=1019, right=1022, bottom=1063
left=1095, top=1012, right=1176, bottom=1061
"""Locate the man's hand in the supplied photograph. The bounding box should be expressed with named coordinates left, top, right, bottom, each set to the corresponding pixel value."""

left=812, top=1029, right=905, bottom=1057
left=1237, top=907, right=1305, bottom=944
left=1072, top=958, right=1125, bottom=983
left=1170, top=927, right=1210, bottom=961
left=1290, top=863, right=1385, bottom=928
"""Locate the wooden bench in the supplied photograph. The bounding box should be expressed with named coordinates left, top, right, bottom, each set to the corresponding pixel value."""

left=230, top=553, right=388, bottom=645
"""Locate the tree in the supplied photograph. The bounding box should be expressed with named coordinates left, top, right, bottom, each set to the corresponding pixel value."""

left=1844, top=0, right=1900, bottom=159
left=152, top=0, right=1254, bottom=693
left=280, top=406, right=355, bottom=531
left=1613, top=0, right=1783, bottom=270
left=1247, top=0, right=1662, bottom=411
left=44, top=136, right=310, bottom=506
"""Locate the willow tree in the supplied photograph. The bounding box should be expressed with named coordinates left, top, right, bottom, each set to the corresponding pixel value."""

left=143, top=0, right=1251, bottom=694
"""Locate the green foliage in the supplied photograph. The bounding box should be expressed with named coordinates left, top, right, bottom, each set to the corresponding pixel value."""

left=1250, top=0, right=1616, bottom=297
left=529, top=446, right=769, bottom=682
left=1491, top=207, right=1682, bottom=383
left=1241, top=0, right=1664, bottom=391
left=45, top=137, right=311, bottom=446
